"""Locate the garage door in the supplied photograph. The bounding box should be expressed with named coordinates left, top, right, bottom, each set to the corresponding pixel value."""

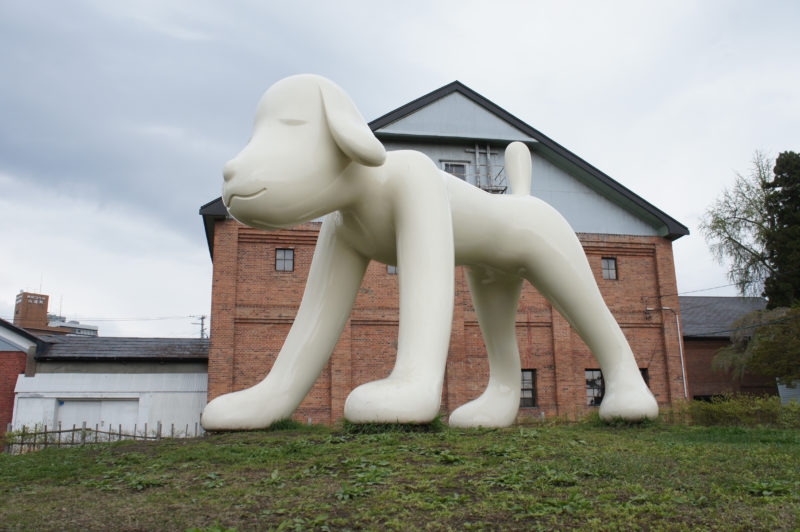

left=56, top=399, right=139, bottom=431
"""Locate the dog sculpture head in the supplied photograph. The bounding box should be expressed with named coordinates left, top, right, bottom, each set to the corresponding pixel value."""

left=222, top=75, right=387, bottom=229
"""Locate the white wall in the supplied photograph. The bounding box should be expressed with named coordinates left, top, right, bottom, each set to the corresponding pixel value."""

left=378, top=92, right=534, bottom=142
left=12, top=372, right=207, bottom=436
left=382, top=140, right=661, bottom=237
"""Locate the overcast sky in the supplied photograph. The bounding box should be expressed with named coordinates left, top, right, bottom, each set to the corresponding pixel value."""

left=1, top=1, right=798, bottom=337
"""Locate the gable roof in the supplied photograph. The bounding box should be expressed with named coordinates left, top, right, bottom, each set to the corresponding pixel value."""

left=370, top=81, right=688, bottom=241
left=36, top=336, right=209, bottom=362
left=679, top=296, right=767, bottom=338
left=0, top=317, right=47, bottom=354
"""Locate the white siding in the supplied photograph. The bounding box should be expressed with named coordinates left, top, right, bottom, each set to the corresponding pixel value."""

left=382, top=140, right=660, bottom=237
left=777, top=382, right=800, bottom=405
left=531, top=155, right=660, bottom=236
left=12, top=372, right=207, bottom=435
left=377, top=92, right=535, bottom=141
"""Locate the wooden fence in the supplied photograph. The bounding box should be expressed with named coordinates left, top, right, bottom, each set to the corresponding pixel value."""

left=4, top=421, right=202, bottom=454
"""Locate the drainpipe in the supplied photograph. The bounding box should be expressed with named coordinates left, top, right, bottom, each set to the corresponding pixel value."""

left=647, top=307, right=688, bottom=399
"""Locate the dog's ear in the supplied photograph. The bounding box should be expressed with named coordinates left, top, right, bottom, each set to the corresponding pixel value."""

left=319, top=81, right=386, bottom=167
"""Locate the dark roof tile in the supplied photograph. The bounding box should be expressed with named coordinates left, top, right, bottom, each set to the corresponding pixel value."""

left=679, top=296, right=766, bottom=338
left=37, top=336, right=209, bottom=361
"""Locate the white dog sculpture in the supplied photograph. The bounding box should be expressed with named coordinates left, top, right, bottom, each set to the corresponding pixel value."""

left=201, top=74, right=658, bottom=430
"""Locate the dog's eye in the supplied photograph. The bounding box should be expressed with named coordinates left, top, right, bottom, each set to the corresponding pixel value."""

left=279, top=118, right=307, bottom=126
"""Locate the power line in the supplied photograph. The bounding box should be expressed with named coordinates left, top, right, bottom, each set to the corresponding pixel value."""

left=667, top=264, right=800, bottom=299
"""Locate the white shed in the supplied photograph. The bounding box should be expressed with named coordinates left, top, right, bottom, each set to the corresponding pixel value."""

left=12, top=336, right=209, bottom=437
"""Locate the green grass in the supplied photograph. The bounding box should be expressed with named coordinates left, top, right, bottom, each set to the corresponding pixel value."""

left=1, top=421, right=799, bottom=531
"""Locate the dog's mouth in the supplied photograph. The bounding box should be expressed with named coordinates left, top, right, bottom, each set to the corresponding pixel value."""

left=224, top=187, right=267, bottom=208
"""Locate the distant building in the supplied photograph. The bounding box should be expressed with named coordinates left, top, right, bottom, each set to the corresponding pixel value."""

left=11, top=335, right=209, bottom=435
left=0, top=318, right=39, bottom=436
left=13, top=291, right=98, bottom=336
left=680, top=296, right=776, bottom=399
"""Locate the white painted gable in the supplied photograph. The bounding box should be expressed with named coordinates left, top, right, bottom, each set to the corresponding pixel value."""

left=376, top=92, right=535, bottom=142
left=531, top=155, right=660, bottom=236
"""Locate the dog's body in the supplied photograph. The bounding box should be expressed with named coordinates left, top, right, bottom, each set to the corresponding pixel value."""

left=201, top=75, right=658, bottom=430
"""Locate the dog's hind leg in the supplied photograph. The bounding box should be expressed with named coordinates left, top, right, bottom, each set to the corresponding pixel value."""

left=519, top=205, right=658, bottom=421
left=449, top=266, right=524, bottom=428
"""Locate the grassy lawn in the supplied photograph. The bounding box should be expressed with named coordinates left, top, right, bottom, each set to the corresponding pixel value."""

left=1, top=421, right=799, bottom=531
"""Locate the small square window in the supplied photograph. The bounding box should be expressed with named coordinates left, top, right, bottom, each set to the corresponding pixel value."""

left=387, top=264, right=398, bottom=275
left=443, top=162, right=468, bottom=180
left=521, top=369, right=537, bottom=407
left=601, top=257, right=617, bottom=280
left=275, top=248, right=294, bottom=271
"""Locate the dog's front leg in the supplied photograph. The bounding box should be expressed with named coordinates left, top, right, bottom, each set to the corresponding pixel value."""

left=202, top=215, right=368, bottom=430
left=345, top=160, right=455, bottom=424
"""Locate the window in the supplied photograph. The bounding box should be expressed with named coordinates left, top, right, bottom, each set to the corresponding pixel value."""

left=275, top=248, right=294, bottom=271
left=586, top=368, right=650, bottom=406
left=601, top=257, right=618, bottom=280
left=442, top=161, right=468, bottom=180
left=387, top=265, right=398, bottom=275
left=585, top=369, right=604, bottom=406
left=521, top=369, right=537, bottom=407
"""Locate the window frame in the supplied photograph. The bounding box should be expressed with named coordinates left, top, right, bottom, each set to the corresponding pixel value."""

left=601, top=257, right=618, bottom=280
left=441, top=161, right=469, bottom=181
left=520, top=369, right=537, bottom=408
left=275, top=248, right=295, bottom=272
left=585, top=369, right=605, bottom=407
left=387, top=264, right=398, bottom=275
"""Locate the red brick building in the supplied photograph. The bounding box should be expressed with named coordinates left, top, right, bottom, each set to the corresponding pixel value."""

left=13, top=291, right=98, bottom=337
left=200, top=81, right=689, bottom=424
left=680, top=296, right=776, bottom=399
left=0, top=318, right=41, bottom=435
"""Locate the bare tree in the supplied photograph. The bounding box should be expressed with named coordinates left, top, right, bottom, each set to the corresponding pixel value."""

left=700, top=152, right=774, bottom=296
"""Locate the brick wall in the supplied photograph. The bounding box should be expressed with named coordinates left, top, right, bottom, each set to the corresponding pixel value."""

left=207, top=219, right=686, bottom=424
left=684, top=338, right=777, bottom=398
left=0, top=350, right=26, bottom=435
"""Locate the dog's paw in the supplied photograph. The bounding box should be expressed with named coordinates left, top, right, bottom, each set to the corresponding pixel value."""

left=598, top=380, right=659, bottom=422
left=449, top=386, right=519, bottom=428
left=201, top=385, right=296, bottom=431
left=344, top=377, right=441, bottom=424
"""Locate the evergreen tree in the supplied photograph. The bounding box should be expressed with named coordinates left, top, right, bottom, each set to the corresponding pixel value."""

left=763, top=151, right=800, bottom=308
left=704, top=150, right=800, bottom=384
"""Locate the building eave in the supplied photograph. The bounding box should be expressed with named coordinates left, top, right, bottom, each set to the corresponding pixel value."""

left=199, top=197, right=228, bottom=260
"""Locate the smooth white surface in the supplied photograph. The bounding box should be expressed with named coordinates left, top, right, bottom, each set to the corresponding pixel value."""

left=374, top=90, right=663, bottom=237
left=201, top=74, right=657, bottom=430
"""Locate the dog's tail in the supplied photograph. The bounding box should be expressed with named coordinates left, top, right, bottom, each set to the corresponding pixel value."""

left=505, top=142, right=532, bottom=196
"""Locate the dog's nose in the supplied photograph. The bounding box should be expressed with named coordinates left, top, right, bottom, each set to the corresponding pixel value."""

left=223, top=160, right=236, bottom=182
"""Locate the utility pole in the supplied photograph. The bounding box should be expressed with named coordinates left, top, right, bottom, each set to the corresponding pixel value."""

left=191, top=315, right=208, bottom=339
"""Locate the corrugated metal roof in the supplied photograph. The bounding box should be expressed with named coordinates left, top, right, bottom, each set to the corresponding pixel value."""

left=37, top=336, right=209, bottom=361
left=679, top=296, right=766, bottom=338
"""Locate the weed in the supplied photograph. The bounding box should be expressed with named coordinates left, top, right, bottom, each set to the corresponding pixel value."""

left=667, top=394, right=800, bottom=429
left=341, top=414, right=447, bottom=434
left=1, top=423, right=799, bottom=530
left=201, top=473, right=225, bottom=489
left=187, top=521, right=238, bottom=532
left=745, top=480, right=792, bottom=497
